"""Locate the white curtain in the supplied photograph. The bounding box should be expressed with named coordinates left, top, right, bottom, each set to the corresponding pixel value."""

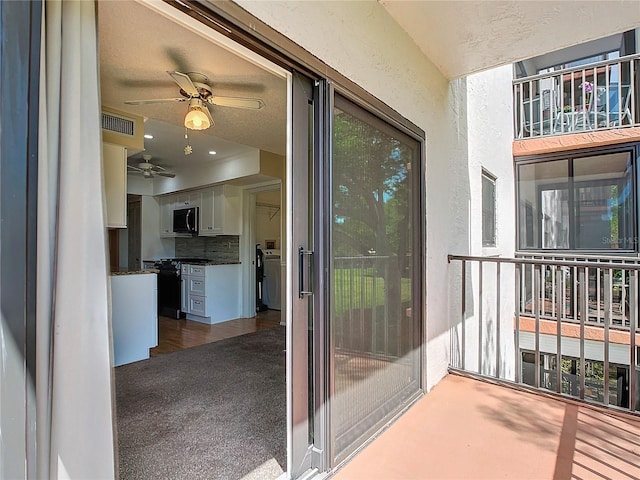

left=37, top=0, right=115, bottom=478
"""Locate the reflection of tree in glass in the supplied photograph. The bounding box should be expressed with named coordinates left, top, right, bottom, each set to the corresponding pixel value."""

left=332, top=106, right=415, bottom=357
left=332, top=108, right=412, bottom=261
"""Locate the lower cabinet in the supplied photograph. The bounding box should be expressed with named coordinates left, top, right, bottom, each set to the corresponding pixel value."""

left=181, top=263, right=241, bottom=324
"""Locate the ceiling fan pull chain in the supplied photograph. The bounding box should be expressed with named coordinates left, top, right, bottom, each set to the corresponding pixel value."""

left=184, top=128, right=193, bottom=155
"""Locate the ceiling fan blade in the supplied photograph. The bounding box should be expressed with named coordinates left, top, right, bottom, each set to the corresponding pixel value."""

left=127, top=165, right=144, bottom=172
left=150, top=164, right=168, bottom=171
left=210, top=95, right=265, bottom=110
left=155, top=172, right=176, bottom=178
left=167, top=71, right=199, bottom=96
left=203, top=104, right=215, bottom=128
left=124, top=97, right=187, bottom=105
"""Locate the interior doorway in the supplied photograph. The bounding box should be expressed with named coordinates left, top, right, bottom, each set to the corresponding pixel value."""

left=99, top=1, right=296, bottom=479
left=241, top=182, right=284, bottom=323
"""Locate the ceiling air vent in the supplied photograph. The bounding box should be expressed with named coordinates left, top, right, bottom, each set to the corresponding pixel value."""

left=101, top=107, right=144, bottom=152
left=102, top=112, right=134, bottom=136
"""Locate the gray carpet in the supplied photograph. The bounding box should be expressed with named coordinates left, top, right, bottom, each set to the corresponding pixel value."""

left=115, top=326, right=286, bottom=480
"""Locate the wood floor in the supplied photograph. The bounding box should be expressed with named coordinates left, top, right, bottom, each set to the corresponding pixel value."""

left=150, top=309, right=282, bottom=356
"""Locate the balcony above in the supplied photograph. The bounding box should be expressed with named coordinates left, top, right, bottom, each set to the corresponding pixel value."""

left=513, top=54, right=640, bottom=151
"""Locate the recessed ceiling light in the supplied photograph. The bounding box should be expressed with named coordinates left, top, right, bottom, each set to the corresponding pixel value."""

left=144, top=134, right=154, bottom=139
left=208, top=150, right=217, bottom=155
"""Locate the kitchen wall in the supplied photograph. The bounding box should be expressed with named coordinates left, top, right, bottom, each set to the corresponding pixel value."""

left=255, top=190, right=281, bottom=250
left=175, top=235, right=240, bottom=263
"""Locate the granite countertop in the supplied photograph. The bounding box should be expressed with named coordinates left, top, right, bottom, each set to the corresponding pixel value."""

left=110, top=268, right=159, bottom=276
left=198, top=261, right=241, bottom=266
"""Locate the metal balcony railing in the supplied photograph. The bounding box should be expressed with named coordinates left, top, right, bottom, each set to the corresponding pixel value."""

left=333, top=255, right=411, bottom=358
left=513, top=54, right=640, bottom=139
left=515, top=252, right=640, bottom=327
left=448, top=254, right=640, bottom=413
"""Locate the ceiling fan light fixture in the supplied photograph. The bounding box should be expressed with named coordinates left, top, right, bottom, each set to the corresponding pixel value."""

left=184, top=98, right=212, bottom=130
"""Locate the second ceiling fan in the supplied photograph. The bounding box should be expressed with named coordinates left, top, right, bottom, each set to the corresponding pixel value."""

left=124, top=71, right=265, bottom=130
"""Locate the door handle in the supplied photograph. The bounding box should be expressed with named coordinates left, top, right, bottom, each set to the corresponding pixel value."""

left=298, top=246, right=314, bottom=298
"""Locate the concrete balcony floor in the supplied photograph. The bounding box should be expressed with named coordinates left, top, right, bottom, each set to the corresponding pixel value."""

left=332, top=374, right=640, bottom=479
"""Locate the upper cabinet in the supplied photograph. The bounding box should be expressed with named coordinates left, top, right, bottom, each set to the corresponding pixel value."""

left=159, top=185, right=242, bottom=237
left=103, top=143, right=127, bottom=228
left=175, top=191, right=201, bottom=209
left=200, top=185, right=242, bottom=236
left=159, top=186, right=239, bottom=237
left=159, top=195, right=193, bottom=238
left=159, top=195, right=175, bottom=237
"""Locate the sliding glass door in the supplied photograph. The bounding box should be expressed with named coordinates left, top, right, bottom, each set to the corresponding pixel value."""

left=329, top=93, right=422, bottom=463
left=288, top=72, right=424, bottom=478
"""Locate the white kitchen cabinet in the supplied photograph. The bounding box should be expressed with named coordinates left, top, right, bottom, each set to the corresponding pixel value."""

left=181, top=263, right=241, bottom=324
left=103, top=142, right=127, bottom=228
left=199, top=185, right=242, bottom=236
left=159, top=195, right=175, bottom=237
left=175, top=191, right=201, bottom=209
left=159, top=195, right=172, bottom=236
left=159, top=194, right=194, bottom=238
left=181, top=263, right=189, bottom=312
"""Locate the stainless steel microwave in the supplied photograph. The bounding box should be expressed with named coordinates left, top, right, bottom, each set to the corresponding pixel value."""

left=173, top=207, right=199, bottom=235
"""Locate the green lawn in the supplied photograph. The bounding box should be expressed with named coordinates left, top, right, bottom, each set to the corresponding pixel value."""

left=333, top=267, right=412, bottom=315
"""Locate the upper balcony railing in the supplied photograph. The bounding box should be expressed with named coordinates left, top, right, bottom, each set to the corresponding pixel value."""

left=513, top=54, right=640, bottom=139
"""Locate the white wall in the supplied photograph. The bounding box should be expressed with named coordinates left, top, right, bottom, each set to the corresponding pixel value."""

left=236, top=0, right=471, bottom=390
left=452, top=65, right=516, bottom=379
left=255, top=190, right=281, bottom=249
left=140, top=196, right=174, bottom=260
left=153, top=151, right=261, bottom=195
left=127, top=175, right=154, bottom=195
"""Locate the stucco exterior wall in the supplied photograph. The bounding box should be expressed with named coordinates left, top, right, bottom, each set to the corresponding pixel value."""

left=236, top=0, right=471, bottom=390
left=453, top=65, right=516, bottom=379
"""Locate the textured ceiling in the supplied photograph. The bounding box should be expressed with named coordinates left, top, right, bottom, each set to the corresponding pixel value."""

left=98, top=1, right=287, bottom=168
left=380, top=0, right=640, bottom=79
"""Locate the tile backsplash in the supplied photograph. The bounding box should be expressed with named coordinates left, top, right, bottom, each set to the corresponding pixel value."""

left=175, top=235, right=240, bottom=263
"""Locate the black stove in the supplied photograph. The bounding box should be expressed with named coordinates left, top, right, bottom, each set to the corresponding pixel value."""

left=158, top=257, right=209, bottom=267
left=156, top=258, right=209, bottom=318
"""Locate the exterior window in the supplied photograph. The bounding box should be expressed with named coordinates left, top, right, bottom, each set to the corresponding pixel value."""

left=517, top=150, right=635, bottom=251
left=482, top=171, right=496, bottom=247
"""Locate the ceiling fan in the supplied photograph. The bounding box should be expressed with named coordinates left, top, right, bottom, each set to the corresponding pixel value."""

left=127, top=155, right=176, bottom=178
left=124, top=71, right=265, bottom=131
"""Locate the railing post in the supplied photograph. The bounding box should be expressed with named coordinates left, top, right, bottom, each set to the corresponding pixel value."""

left=630, top=58, right=636, bottom=124
left=573, top=266, right=579, bottom=322
left=461, top=260, right=466, bottom=371
left=515, top=263, right=521, bottom=384
left=534, top=264, right=541, bottom=389
left=579, top=268, right=586, bottom=400
left=360, top=258, right=366, bottom=353
left=478, top=261, right=483, bottom=375
left=556, top=267, right=563, bottom=394
left=604, top=270, right=611, bottom=406
left=496, top=262, right=501, bottom=379
left=630, top=271, right=637, bottom=412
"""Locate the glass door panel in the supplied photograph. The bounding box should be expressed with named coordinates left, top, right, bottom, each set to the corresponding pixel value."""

left=330, top=94, right=421, bottom=463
